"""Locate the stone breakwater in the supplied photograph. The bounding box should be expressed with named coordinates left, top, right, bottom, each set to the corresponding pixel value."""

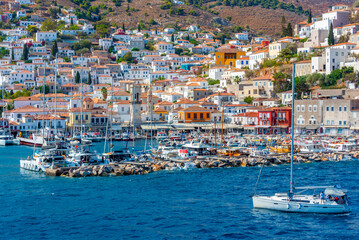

left=45, top=151, right=359, bottom=178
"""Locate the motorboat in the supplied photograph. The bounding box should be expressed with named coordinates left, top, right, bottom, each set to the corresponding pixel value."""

left=156, top=131, right=167, bottom=141
left=20, top=143, right=69, bottom=172
left=101, top=149, right=133, bottom=163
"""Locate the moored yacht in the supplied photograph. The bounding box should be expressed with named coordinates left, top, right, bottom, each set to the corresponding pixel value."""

left=0, top=130, right=20, bottom=146
left=20, top=143, right=68, bottom=172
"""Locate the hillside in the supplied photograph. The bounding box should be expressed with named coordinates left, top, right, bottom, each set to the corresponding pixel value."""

left=43, top=0, right=356, bottom=36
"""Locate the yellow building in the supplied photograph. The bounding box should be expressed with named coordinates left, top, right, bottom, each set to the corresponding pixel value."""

left=215, top=48, right=246, bottom=67
left=153, top=107, right=168, bottom=121
left=68, top=108, right=92, bottom=128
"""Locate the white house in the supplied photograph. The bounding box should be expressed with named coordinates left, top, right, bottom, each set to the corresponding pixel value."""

left=35, top=31, right=57, bottom=42
left=325, top=42, right=356, bottom=74
left=249, top=49, right=269, bottom=70
left=235, top=32, right=249, bottom=41
left=209, top=66, right=227, bottom=80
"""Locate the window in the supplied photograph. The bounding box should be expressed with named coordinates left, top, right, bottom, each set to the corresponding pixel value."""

left=339, top=121, right=342, bottom=125
left=206, top=113, right=209, bottom=118
left=313, top=105, right=317, bottom=112
left=297, top=106, right=300, bottom=112
left=309, top=105, right=312, bottom=112
left=339, top=106, right=342, bottom=111
left=331, top=106, right=334, bottom=111
left=76, top=116, right=78, bottom=121
left=301, top=105, right=305, bottom=112
left=344, top=106, right=347, bottom=111
left=344, top=121, right=347, bottom=125
left=187, top=113, right=190, bottom=118
left=331, top=120, right=334, bottom=125
left=326, top=106, right=329, bottom=111
left=326, top=120, right=330, bottom=125
left=194, top=113, right=197, bottom=119
left=200, top=113, right=203, bottom=119
left=85, top=115, right=88, bottom=120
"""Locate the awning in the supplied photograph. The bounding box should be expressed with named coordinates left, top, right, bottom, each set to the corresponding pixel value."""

left=273, top=125, right=289, bottom=129
left=350, top=126, right=359, bottom=130
left=175, top=126, right=195, bottom=130
left=305, top=126, right=319, bottom=130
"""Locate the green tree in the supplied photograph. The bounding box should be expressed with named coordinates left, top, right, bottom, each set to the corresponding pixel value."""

left=294, top=76, right=310, bottom=99
left=101, top=87, right=108, bottom=100
left=281, top=15, right=286, bottom=36
left=21, top=44, right=28, bottom=61
left=48, top=7, right=59, bottom=18
left=149, top=19, right=157, bottom=25
left=286, top=23, right=293, bottom=37
left=26, top=25, right=39, bottom=36
left=244, top=96, right=254, bottom=104
left=41, top=19, right=57, bottom=31
left=38, top=85, right=50, bottom=94
left=308, top=9, right=312, bottom=23
left=52, top=41, right=58, bottom=57
left=96, top=24, right=111, bottom=37
left=87, top=72, right=92, bottom=85
left=328, top=23, right=335, bottom=46
left=278, top=43, right=297, bottom=62
left=75, top=71, right=80, bottom=84
left=122, top=23, right=126, bottom=32
left=171, top=34, right=174, bottom=42
left=233, top=76, right=241, bottom=84
left=273, top=71, right=291, bottom=93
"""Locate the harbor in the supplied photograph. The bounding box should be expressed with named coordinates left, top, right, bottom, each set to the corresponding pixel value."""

left=44, top=149, right=359, bottom=178
left=2, top=142, right=359, bottom=239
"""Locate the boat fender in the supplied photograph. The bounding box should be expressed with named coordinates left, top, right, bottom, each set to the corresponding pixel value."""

left=287, top=204, right=290, bottom=209
left=298, top=203, right=301, bottom=209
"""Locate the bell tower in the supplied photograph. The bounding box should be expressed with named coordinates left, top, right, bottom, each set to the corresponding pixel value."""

left=130, top=84, right=142, bottom=127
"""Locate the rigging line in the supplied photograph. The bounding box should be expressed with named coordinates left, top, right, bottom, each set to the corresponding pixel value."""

left=251, top=158, right=267, bottom=197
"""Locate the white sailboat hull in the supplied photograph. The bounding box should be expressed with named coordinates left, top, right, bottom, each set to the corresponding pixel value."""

left=253, top=195, right=350, bottom=213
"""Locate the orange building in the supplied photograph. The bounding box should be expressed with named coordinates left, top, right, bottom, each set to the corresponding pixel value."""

left=215, top=48, right=246, bottom=67
left=178, top=106, right=211, bottom=123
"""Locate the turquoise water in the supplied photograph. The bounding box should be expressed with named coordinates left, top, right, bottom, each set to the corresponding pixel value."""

left=1, top=141, right=359, bottom=239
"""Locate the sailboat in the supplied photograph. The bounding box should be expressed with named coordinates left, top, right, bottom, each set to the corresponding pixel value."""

left=252, top=64, right=350, bottom=214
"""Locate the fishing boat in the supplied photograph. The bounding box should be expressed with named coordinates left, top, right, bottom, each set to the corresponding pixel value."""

left=252, top=64, right=350, bottom=214
left=18, top=133, right=47, bottom=147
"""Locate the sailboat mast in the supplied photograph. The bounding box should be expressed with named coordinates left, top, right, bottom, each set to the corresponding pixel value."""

left=110, top=75, right=114, bottom=152
left=220, top=102, right=224, bottom=150
left=42, top=62, right=46, bottom=140
left=2, top=77, right=4, bottom=131
left=290, top=63, right=295, bottom=193
left=80, top=54, right=83, bottom=138
left=54, top=54, right=58, bottom=137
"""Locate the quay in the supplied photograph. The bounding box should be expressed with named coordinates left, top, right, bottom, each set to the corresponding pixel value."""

left=45, top=151, right=359, bottom=178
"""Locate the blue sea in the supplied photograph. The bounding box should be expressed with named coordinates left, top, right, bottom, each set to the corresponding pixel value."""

left=1, top=140, right=358, bottom=239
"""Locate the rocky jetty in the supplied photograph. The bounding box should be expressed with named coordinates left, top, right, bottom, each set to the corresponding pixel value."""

left=45, top=151, right=359, bottom=178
